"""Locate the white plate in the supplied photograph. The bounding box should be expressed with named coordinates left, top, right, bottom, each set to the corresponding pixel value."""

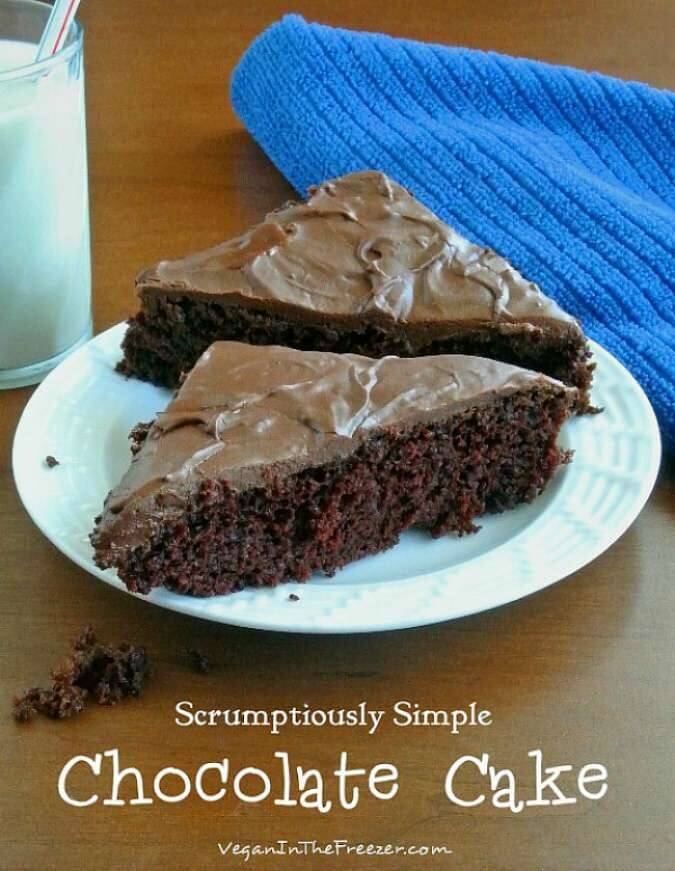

left=13, top=323, right=661, bottom=634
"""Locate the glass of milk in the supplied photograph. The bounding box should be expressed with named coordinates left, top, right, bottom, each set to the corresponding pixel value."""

left=0, top=0, right=91, bottom=388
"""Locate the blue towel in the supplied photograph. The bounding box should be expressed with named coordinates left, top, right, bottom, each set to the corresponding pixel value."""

left=231, top=15, right=675, bottom=448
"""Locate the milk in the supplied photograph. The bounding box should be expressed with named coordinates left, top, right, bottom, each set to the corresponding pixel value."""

left=0, top=39, right=91, bottom=378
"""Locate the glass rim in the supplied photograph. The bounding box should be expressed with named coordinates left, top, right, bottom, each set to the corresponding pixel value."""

left=0, top=0, right=83, bottom=84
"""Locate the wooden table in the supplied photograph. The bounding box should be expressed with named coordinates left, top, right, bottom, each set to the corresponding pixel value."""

left=2, top=2, right=673, bottom=868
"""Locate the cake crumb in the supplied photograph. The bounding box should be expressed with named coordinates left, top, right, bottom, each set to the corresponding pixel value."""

left=288, top=593, right=300, bottom=602
left=12, top=626, right=151, bottom=722
left=12, top=687, right=43, bottom=722
left=186, top=648, right=212, bottom=674
left=129, top=422, right=152, bottom=455
left=44, top=455, right=60, bottom=468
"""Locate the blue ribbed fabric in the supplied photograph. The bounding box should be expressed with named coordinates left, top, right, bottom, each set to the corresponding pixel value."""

left=231, top=15, right=675, bottom=448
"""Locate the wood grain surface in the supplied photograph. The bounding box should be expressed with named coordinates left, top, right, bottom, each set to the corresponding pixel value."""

left=1, top=2, right=673, bottom=869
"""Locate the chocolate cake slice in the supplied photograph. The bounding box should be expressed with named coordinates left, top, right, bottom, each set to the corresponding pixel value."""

left=119, top=172, right=594, bottom=410
left=94, top=342, right=575, bottom=598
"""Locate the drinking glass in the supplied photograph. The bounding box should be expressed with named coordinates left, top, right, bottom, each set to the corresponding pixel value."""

left=0, top=0, right=91, bottom=388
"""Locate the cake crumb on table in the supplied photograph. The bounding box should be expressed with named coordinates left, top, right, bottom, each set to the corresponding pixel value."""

left=12, top=625, right=151, bottom=722
left=186, top=648, right=212, bottom=674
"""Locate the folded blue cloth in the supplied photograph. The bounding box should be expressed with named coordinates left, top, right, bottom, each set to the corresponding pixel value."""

left=231, top=15, right=674, bottom=449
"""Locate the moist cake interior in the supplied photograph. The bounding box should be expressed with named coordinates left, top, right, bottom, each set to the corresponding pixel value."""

left=94, top=342, right=575, bottom=597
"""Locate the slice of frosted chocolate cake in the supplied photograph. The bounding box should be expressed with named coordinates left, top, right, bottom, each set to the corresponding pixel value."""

left=119, top=171, right=594, bottom=410
left=94, top=342, right=575, bottom=598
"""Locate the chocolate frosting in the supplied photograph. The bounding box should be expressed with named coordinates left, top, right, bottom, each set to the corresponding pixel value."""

left=94, top=342, right=575, bottom=555
left=137, top=171, right=580, bottom=336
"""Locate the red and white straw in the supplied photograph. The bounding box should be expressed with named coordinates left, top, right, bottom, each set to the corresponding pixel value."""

left=36, top=0, right=83, bottom=62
